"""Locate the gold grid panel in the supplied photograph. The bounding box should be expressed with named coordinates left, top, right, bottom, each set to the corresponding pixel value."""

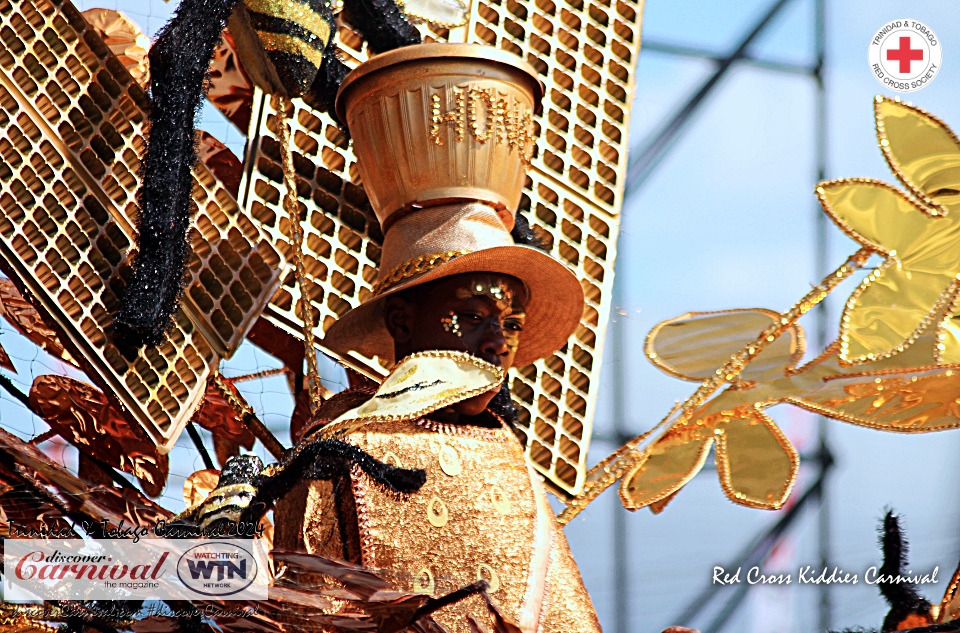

left=0, top=0, right=284, bottom=450
left=464, top=0, right=640, bottom=215
left=241, top=0, right=644, bottom=496
left=0, top=0, right=283, bottom=358
left=243, top=91, right=620, bottom=496
left=509, top=171, right=617, bottom=493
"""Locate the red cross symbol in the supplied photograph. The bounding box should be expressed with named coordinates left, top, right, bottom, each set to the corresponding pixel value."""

left=887, top=36, right=924, bottom=73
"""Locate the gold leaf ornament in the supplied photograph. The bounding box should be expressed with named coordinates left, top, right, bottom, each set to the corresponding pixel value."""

left=818, top=97, right=960, bottom=364
left=621, top=309, right=960, bottom=511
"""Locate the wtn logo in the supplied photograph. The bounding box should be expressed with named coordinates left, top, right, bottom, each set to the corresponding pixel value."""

left=185, top=559, right=247, bottom=581
left=176, top=542, right=260, bottom=597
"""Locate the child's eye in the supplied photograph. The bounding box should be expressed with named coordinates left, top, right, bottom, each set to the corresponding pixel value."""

left=460, top=312, right=483, bottom=322
left=504, top=319, right=524, bottom=332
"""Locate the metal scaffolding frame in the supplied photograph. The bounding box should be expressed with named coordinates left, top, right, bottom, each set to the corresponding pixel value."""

left=607, top=0, right=829, bottom=630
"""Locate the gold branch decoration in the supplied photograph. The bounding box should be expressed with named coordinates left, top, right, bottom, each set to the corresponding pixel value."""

left=559, top=97, right=960, bottom=523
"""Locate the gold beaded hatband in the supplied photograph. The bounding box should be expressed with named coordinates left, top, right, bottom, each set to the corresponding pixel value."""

left=372, top=250, right=471, bottom=296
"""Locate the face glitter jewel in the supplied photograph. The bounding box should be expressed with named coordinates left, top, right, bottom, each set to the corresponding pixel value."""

left=455, top=278, right=515, bottom=311
left=413, top=568, right=435, bottom=594
left=382, top=451, right=403, bottom=468
left=476, top=563, right=501, bottom=593
left=489, top=485, right=511, bottom=514
left=441, top=312, right=462, bottom=336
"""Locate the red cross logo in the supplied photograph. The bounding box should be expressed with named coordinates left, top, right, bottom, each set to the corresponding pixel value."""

left=887, top=36, right=924, bottom=73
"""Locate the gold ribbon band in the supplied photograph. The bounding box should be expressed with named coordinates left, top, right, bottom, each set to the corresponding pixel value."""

left=246, top=0, right=333, bottom=47
left=256, top=32, right=326, bottom=69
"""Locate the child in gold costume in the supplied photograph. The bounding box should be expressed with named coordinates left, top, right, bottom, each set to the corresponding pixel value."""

left=272, top=44, right=601, bottom=632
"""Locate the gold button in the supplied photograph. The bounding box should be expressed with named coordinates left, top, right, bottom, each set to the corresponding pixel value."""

left=439, top=444, right=461, bottom=476
left=427, top=496, right=449, bottom=527
left=489, top=485, right=511, bottom=514
left=414, top=567, right=435, bottom=594
left=477, top=563, right=500, bottom=593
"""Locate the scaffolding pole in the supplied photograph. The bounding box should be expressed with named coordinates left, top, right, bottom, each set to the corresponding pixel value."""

left=615, top=0, right=830, bottom=630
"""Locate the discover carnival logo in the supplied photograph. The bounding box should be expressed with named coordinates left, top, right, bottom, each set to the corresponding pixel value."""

left=869, top=19, right=941, bottom=93
left=3, top=539, right=268, bottom=601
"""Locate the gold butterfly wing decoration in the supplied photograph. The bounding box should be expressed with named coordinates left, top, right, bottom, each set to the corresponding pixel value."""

left=818, top=97, right=960, bottom=365
left=620, top=309, right=960, bottom=512
left=622, top=310, right=803, bottom=511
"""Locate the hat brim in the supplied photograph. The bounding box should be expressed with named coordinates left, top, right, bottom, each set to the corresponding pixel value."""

left=322, top=245, right=585, bottom=367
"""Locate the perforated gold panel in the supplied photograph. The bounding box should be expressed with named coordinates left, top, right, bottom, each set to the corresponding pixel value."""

left=240, top=0, right=643, bottom=496
left=0, top=0, right=284, bottom=451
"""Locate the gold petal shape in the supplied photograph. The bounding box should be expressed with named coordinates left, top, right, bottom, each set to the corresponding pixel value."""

left=817, top=178, right=948, bottom=256
left=713, top=409, right=798, bottom=510
left=791, top=364, right=960, bottom=433
left=619, top=431, right=713, bottom=510
left=941, top=315, right=960, bottom=364
left=645, top=309, right=804, bottom=383
left=839, top=258, right=958, bottom=363
left=818, top=179, right=960, bottom=362
left=875, top=96, right=960, bottom=215
left=939, top=562, right=960, bottom=623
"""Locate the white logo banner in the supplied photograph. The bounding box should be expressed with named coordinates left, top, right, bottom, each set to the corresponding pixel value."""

left=4, top=539, right=269, bottom=601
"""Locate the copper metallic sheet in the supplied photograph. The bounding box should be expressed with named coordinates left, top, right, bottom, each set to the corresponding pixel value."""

left=208, top=30, right=256, bottom=132
left=29, top=374, right=169, bottom=497
left=0, top=338, right=13, bottom=371
left=190, top=378, right=257, bottom=450
left=0, top=278, right=74, bottom=365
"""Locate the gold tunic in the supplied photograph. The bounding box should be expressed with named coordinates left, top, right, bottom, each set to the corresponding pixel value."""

left=275, top=416, right=601, bottom=633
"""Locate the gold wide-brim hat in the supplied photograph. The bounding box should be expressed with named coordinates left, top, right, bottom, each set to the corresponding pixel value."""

left=323, top=43, right=584, bottom=367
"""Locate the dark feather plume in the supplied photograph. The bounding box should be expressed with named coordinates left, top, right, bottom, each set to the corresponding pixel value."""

left=511, top=210, right=548, bottom=250
left=878, top=510, right=933, bottom=632
left=303, top=42, right=351, bottom=127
